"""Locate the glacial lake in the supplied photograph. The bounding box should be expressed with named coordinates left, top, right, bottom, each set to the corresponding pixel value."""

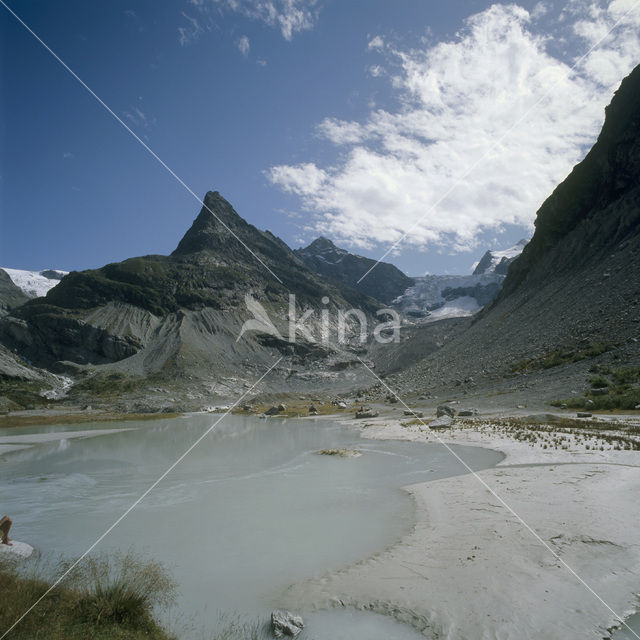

left=0, top=413, right=503, bottom=638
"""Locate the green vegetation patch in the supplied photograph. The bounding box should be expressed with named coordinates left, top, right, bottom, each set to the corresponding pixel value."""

left=510, top=343, right=615, bottom=374
left=233, top=401, right=345, bottom=418
left=552, top=365, right=640, bottom=411
left=71, top=372, right=147, bottom=399
left=0, top=378, right=49, bottom=410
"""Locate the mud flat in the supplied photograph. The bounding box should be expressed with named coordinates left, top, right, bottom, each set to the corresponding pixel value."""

left=284, top=414, right=640, bottom=639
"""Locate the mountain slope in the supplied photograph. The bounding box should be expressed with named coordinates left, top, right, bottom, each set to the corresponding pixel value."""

left=295, top=237, right=414, bottom=304
left=390, top=64, right=640, bottom=398
left=0, top=270, right=29, bottom=314
left=0, top=192, right=379, bottom=398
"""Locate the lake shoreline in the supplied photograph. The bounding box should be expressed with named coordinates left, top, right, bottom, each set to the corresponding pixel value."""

left=284, top=412, right=640, bottom=639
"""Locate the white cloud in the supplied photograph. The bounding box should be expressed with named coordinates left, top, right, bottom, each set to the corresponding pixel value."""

left=268, top=163, right=327, bottom=195
left=62, top=152, right=74, bottom=159
left=178, top=11, right=203, bottom=45
left=316, top=119, right=365, bottom=145
left=531, top=1, right=550, bottom=19
left=237, top=34, right=251, bottom=56
left=203, top=0, right=319, bottom=40
left=267, top=1, right=640, bottom=252
left=124, top=107, right=152, bottom=130
left=368, top=35, right=384, bottom=50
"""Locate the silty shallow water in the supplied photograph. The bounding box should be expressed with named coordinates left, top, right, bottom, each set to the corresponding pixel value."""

left=0, top=413, right=504, bottom=638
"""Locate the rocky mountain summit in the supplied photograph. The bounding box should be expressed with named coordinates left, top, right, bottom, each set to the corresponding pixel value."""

left=473, top=239, right=528, bottom=275
left=295, top=236, right=413, bottom=304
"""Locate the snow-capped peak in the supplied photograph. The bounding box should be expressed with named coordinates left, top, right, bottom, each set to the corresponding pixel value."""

left=473, top=239, right=528, bottom=276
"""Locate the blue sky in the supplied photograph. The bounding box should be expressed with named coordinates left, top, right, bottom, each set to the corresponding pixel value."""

left=1, top=0, right=639, bottom=277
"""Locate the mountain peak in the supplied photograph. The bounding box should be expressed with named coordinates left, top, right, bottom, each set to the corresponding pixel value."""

left=307, top=236, right=337, bottom=249
left=299, top=237, right=350, bottom=263
left=295, top=236, right=413, bottom=304
left=172, top=191, right=248, bottom=256
left=473, top=240, right=528, bottom=276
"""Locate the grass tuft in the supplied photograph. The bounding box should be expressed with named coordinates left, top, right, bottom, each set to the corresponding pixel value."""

left=0, top=551, right=177, bottom=640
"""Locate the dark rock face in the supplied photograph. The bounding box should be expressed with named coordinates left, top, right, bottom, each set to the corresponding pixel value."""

left=0, top=270, right=29, bottom=314
left=295, top=237, right=414, bottom=305
left=500, top=64, right=640, bottom=298
left=1, top=308, right=140, bottom=366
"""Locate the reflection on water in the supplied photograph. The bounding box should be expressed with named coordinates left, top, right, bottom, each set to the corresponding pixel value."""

left=0, top=413, right=502, bottom=637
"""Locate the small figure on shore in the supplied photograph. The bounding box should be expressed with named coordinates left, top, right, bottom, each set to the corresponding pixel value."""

left=0, top=515, right=12, bottom=546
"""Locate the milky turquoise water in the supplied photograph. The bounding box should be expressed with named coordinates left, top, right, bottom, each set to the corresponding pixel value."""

left=0, top=413, right=503, bottom=638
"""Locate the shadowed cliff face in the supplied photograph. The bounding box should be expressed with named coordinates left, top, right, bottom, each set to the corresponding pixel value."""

left=0, top=270, right=29, bottom=314
left=500, top=64, right=640, bottom=298
left=295, top=236, right=414, bottom=305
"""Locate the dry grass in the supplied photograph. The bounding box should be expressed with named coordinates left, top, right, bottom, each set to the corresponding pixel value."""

left=0, top=412, right=181, bottom=429
left=467, top=418, right=640, bottom=451
left=0, top=551, right=177, bottom=640
left=232, top=402, right=345, bottom=418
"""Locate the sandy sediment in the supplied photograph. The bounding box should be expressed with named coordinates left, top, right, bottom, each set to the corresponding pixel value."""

left=0, top=428, right=133, bottom=456
left=284, top=415, right=640, bottom=639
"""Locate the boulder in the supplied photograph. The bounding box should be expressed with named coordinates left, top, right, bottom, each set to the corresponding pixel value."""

left=277, top=403, right=287, bottom=411
left=355, top=409, right=379, bottom=419
left=430, top=415, right=453, bottom=428
left=577, top=412, right=593, bottom=418
left=271, top=610, right=304, bottom=638
left=0, top=540, right=33, bottom=559
left=590, top=388, right=609, bottom=396
left=458, top=409, right=478, bottom=417
left=436, top=405, right=456, bottom=418
left=403, top=409, right=424, bottom=417
left=308, top=405, right=318, bottom=415
left=264, top=406, right=281, bottom=416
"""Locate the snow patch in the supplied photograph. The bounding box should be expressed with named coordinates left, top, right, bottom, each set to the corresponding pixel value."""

left=1, top=268, right=68, bottom=298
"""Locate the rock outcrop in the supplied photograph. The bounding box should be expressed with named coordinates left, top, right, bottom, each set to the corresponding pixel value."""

left=295, top=236, right=413, bottom=304
left=0, top=270, right=29, bottom=314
